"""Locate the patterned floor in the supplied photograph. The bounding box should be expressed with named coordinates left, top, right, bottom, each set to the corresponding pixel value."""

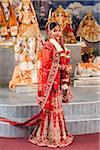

left=0, top=133, right=99, bottom=150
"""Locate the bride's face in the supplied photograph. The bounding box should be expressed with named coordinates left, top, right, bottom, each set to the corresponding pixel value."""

left=50, top=25, right=62, bottom=41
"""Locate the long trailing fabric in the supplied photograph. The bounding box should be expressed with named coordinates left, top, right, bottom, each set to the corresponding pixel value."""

left=0, top=110, right=43, bottom=127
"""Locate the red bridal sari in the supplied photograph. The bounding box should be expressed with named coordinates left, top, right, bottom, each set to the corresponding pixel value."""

left=0, top=38, right=73, bottom=148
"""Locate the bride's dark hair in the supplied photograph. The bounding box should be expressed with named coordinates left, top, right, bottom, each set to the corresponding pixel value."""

left=49, top=22, right=60, bottom=30
left=45, top=22, right=64, bottom=47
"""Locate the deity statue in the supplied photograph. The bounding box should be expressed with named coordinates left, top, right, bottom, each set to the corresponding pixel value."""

left=0, top=0, right=17, bottom=41
left=76, top=11, right=100, bottom=42
left=16, top=0, right=40, bottom=38
left=47, top=5, right=76, bottom=44
left=9, top=0, right=42, bottom=91
left=63, top=10, right=76, bottom=44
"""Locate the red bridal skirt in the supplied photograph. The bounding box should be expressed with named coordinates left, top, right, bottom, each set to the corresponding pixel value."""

left=29, top=90, right=73, bottom=148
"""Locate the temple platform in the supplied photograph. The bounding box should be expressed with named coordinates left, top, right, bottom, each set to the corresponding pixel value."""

left=0, top=86, right=100, bottom=137
left=74, top=77, right=100, bottom=87
left=0, top=41, right=85, bottom=85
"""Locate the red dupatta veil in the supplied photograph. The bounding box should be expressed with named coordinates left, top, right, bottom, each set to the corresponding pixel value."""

left=37, top=44, right=60, bottom=109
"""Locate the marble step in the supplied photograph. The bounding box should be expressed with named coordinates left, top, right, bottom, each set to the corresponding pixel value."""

left=0, top=115, right=99, bottom=137
left=0, top=87, right=99, bottom=137
left=67, top=116, right=100, bottom=135
left=74, top=77, right=100, bottom=80
left=0, top=101, right=99, bottom=119
left=74, top=79, right=100, bottom=87
left=0, top=121, right=32, bottom=138
left=12, top=85, right=38, bottom=93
